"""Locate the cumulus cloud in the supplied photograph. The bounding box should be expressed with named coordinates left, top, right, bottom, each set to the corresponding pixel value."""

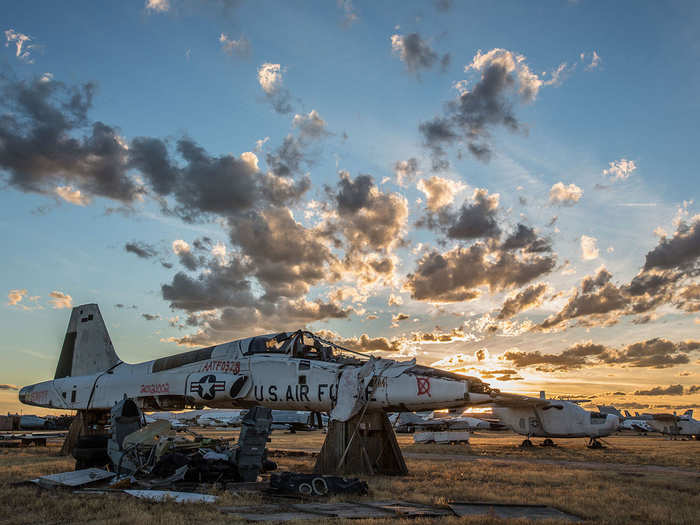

left=5, top=29, right=35, bottom=63
left=580, top=235, right=599, bottom=260
left=165, top=298, right=352, bottom=346
left=581, top=50, right=601, bottom=70
left=504, top=338, right=700, bottom=372
left=130, top=137, right=309, bottom=221
left=228, top=207, right=340, bottom=300
left=142, top=313, right=161, bottom=321
left=420, top=48, right=556, bottom=163
left=145, top=0, right=170, bottom=12
left=497, top=283, right=548, bottom=319
left=0, top=75, right=138, bottom=203
left=327, top=171, right=408, bottom=256
left=390, top=33, right=449, bottom=75
left=7, top=289, right=27, bottom=306
left=643, top=215, right=700, bottom=271
left=394, top=158, right=420, bottom=186
left=634, top=384, right=684, bottom=396
left=48, top=290, right=72, bottom=309
left=172, top=239, right=199, bottom=271
left=405, top=242, right=556, bottom=303
left=318, top=329, right=404, bottom=355
left=0, top=384, right=18, bottom=390
left=603, top=158, right=636, bottom=181
left=388, top=294, right=403, bottom=306
left=125, top=241, right=157, bottom=259
left=337, top=0, right=358, bottom=27
left=536, top=267, right=628, bottom=330
left=55, top=186, right=90, bottom=206
left=219, top=33, right=250, bottom=58
left=292, top=110, right=328, bottom=141
left=549, top=182, right=583, bottom=206
left=419, top=188, right=501, bottom=240
left=257, top=63, right=292, bottom=114
left=416, top=176, right=465, bottom=212
left=537, top=217, right=700, bottom=330
left=411, top=327, right=474, bottom=345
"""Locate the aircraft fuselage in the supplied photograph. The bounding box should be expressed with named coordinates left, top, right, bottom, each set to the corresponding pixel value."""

left=19, top=332, right=493, bottom=415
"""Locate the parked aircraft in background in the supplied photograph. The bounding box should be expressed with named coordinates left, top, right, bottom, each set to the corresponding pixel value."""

left=647, top=411, right=699, bottom=440
left=493, top=392, right=619, bottom=448
left=391, top=410, right=502, bottom=433
left=196, top=411, right=243, bottom=428
left=18, top=415, right=49, bottom=430
left=19, top=305, right=498, bottom=422
left=598, top=406, right=654, bottom=434
left=269, top=410, right=326, bottom=432
left=619, top=418, right=653, bottom=434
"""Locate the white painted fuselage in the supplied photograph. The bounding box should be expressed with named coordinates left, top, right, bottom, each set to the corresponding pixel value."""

left=19, top=332, right=494, bottom=416
left=493, top=402, right=619, bottom=439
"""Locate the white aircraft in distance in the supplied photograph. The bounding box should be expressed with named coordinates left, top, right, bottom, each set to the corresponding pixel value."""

left=646, top=410, right=700, bottom=440
left=269, top=410, right=327, bottom=431
left=19, top=304, right=497, bottom=422
left=391, top=410, right=500, bottom=433
left=493, top=391, right=619, bottom=448
left=598, top=405, right=654, bottom=434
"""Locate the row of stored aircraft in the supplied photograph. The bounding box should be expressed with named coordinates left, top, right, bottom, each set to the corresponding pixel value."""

left=17, top=304, right=697, bottom=456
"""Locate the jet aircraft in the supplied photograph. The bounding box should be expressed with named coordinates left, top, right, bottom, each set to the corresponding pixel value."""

left=19, top=304, right=497, bottom=423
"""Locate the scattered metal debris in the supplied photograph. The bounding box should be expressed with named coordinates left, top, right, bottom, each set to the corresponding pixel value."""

left=448, top=502, right=583, bottom=522
left=220, top=500, right=582, bottom=522
left=104, top=399, right=275, bottom=485
left=124, top=489, right=218, bottom=503
left=31, top=468, right=116, bottom=489
left=413, top=430, right=470, bottom=444
left=269, top=472, right=368, bottom=496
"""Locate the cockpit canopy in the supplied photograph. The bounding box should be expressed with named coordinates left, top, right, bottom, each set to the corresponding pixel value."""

left=244, top=331, right=363, bottom=363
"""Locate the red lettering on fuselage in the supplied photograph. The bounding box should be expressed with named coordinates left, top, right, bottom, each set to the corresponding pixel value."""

left=198, top=360, right=240, bottom=374
left=140, top=383, right=170, bottom=394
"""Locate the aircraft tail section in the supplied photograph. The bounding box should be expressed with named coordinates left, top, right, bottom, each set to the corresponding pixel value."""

left=54, top=304, right=121, bottom=379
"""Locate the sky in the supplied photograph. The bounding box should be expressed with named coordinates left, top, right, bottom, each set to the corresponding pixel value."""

left=1, top=0, right=699, bottom=415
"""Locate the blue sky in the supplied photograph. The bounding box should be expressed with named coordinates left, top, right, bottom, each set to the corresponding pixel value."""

left=2, top=0, right=699, bottom=413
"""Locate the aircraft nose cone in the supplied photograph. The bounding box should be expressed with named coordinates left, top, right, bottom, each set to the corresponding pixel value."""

left=18, top=387, right=29, bottom=404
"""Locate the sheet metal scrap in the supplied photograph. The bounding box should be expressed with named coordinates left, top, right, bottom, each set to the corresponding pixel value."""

left=449, top=502, right=583, bottom=522
left=124, top=490, right=218, bottom=503
left=269, top=471, right=368, bottom=496
left=31, top=468, right=116, bottom=489
left=221, top=500, right=583, bottom=522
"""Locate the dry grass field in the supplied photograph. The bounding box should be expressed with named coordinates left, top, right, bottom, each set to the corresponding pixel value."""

left=0, top=430, right=698, bottom=524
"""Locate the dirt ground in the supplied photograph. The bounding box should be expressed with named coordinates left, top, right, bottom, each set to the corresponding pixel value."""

left=0, top=429, right=698, bottom=524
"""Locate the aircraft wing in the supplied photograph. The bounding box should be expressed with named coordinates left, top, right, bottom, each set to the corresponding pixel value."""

left=490, top=392, right=552, bottom=408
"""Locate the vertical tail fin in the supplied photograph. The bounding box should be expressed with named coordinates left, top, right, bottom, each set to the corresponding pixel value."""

left=54, top=304, right=121, bottom=379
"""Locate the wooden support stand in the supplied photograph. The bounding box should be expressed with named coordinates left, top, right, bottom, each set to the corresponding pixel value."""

left=60, top=412, right=84, bottom=456
left=314, top=411, right=408, bottom=476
